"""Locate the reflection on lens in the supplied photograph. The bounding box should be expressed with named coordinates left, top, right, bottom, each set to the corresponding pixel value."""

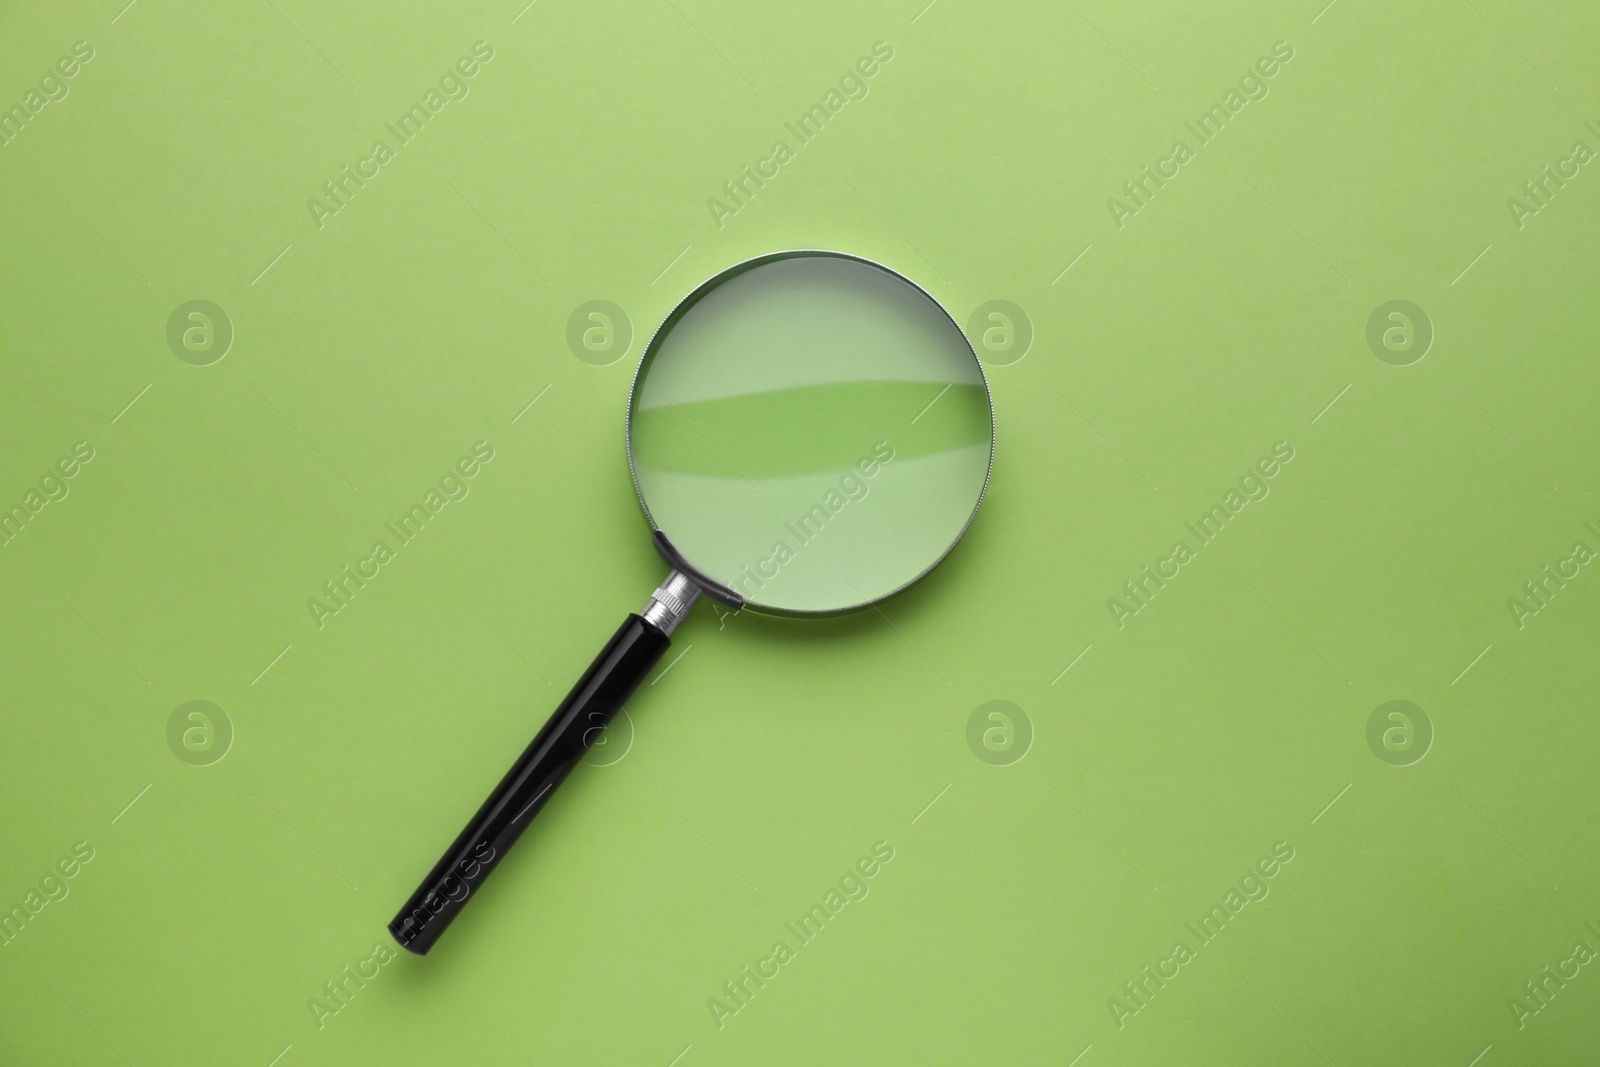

left=629, top=253, right=992, bottom=614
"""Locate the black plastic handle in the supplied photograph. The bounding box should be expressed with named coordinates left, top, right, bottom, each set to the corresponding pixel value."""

left=389, top=613, right=670, bottom=954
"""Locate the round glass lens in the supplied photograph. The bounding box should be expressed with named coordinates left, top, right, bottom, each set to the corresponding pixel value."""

left=628, top=252, right=993, bottom=614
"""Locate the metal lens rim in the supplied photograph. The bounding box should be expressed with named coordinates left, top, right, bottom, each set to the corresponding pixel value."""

left=624, top=248, right=996, bottom=618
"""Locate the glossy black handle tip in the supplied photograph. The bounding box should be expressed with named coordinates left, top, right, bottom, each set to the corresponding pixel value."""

left=389, top=613, right=670, bottom=955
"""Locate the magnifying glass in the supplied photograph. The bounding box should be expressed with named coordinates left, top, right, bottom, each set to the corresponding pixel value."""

left=390, top=250, right=995, bottom=954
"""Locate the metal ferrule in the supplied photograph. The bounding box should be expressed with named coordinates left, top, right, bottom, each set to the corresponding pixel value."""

left=640, top=570, right=701, bottom=636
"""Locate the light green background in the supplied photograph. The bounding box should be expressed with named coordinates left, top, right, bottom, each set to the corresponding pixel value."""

left=2, top=0, right=1598, bottom=1064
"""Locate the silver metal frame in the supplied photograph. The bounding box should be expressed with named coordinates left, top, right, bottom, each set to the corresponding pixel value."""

left=624, top=248, right=996, bottom=619
left=639, top=571, right=701, bottom=635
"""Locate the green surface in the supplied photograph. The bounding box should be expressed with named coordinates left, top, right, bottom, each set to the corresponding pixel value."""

left=1, top=0, right=1597, bottom=1064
